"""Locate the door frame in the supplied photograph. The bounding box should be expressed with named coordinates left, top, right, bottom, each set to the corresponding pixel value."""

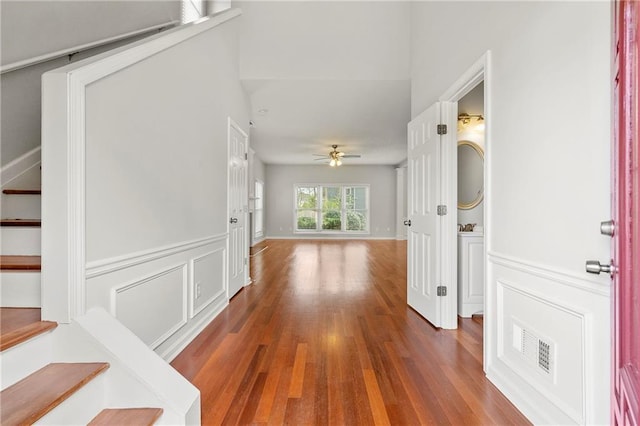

left=438, top=52, right=491, bottom=350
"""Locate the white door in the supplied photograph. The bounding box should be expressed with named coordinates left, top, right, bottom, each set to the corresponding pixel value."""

left=407, top=103, right=442, bottom=327
left=228, top=118, right=248, bottom=298
left=407, top=102, right=458, bottom=329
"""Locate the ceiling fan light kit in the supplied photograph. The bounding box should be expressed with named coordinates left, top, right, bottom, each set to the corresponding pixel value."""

left=315, top=144, right=360, bottom=167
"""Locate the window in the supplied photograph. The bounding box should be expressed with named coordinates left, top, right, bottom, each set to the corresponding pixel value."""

left=181, top=0, right=206, bottom=24
left=254, top=180, right=264, bottom=239
left=295, top=185, right=369, bottom=233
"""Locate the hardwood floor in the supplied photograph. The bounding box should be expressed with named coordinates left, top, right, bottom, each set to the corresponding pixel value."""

left=171, top=239, right=530, bottom=425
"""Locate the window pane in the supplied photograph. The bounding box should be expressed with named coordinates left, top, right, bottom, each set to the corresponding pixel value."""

left=296, top=210, right=317, bottom=230
left=254, top=210, right=263, bottom=235
left=346, top=210, right=367, bottom=231
left=297, top=187, right=317, bottom=209
left=322, top=210, right=342, bottom=230
left=345, top=187, right=366, bottom=210
left=354, top=187, right=367, bottom=209
left=255, top=181, right=263, bottom=209
left=322, top=187, right=341, bottom=211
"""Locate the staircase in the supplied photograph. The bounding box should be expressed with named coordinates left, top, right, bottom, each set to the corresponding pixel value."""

left=1, top=161, right=167, bottom=425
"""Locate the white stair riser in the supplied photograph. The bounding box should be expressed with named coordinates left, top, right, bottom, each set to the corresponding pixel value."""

left=0, top=331, right=53, bottom=390
left=1, top=194, right=41, bottom=220
left=1, top=272, right=41, bottom=307
left=1, top=227, right=41, bottom=255
left=36, top=373, right=106, bottom=425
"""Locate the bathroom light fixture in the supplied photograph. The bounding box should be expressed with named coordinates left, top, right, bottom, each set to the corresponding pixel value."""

left=458, top=113, right=484, bottom=125
left=458, top=113, right=485, bottom=132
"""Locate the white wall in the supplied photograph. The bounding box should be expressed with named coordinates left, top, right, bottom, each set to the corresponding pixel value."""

left=265, top=165, right=396, bottom=239
left=411, top=2, right=611, bottom=424
left=1, top=1, right=180, bottom=167
left=42, top=12, right=249, bottom=360
left=237, top=1, right=410, bottom=81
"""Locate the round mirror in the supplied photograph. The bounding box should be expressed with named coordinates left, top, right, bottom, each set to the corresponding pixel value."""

left=458, top=140, right=484, bottom=210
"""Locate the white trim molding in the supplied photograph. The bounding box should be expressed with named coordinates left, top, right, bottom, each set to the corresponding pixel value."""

left=110, top=263, right=189, bottom=350
left=488, top=251, right=610, bottom=297
left=1, top=147, right=41, bottom=188
left=41, top=8, right=242, bottom=323
left=1, top=21, right=179, bottom=74
left=189, top=248, right=227, bottom=318
left=437, top=51, right=491, bottom=330
left=486, top=250, right=610, bottom=424
left=86, top=234, right=226, bottom=278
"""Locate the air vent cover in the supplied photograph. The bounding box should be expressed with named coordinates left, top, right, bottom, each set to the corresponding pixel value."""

left=513, top=321, right=554, bottom=376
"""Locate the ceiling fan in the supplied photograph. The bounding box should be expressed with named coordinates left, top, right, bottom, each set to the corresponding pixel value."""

left=313, top=144, right=361, bottom=167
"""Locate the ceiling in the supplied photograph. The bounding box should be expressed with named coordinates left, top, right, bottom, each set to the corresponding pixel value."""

left=236, top=1, right=412, bottom=166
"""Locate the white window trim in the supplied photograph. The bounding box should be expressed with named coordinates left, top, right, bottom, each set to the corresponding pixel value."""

left=293, top=183, right=370, bottom=234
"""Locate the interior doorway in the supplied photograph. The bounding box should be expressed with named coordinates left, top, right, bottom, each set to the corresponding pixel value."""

left=456, top=83, right=485, bottom=319
left=406, top=52, right=490, bottom=340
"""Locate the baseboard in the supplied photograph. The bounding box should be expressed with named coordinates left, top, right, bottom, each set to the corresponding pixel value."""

left=486, top=366, right=554, bottom=425
left=157, top=297, right=228, bottom=361
left=264, top=235, right=397, bottom=240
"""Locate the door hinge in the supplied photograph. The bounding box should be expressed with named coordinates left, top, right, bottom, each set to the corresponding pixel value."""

left=437, top=205, right=447, bottom=216
left=437, top=286, right=447, bottom=296
left=245, top=152, right=248, bottom=160
left=437, top=124, right=447, bottom=135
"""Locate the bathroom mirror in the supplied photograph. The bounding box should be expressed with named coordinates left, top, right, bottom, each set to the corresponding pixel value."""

left=458, top=140, right=484, bottom=209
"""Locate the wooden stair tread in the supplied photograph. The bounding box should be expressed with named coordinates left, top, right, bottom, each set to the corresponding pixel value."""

left=0, top=255, right=41, bottom=271
left=0, top=362, right=110, bottom=425
left=0, top=308, right=57, bottom=352
left=0, top=219, right=41, bottom=227
left=2, top=189, right=41, bottom=195
left=88, top=408, right=164, bottom=426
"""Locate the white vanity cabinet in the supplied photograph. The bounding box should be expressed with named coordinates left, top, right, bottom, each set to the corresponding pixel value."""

left=458, top=232, right=484, bottom=317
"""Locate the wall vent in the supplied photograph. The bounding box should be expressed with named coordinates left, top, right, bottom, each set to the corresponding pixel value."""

left=538, top=340, right=551, bottom=373
left=512, top=322, right=554, bottom=376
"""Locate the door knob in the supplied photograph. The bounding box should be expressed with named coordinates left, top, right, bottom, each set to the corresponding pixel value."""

left=404, top=220, right=411, bottom=226
left=600, top=220, right=615, bottom=237
left=230, top=217, right=238, bottom=224
left=585, top=260, right=616, bottom=276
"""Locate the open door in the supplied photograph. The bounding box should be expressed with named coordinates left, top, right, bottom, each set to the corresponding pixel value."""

left=228, top=118, right=249, bottom=298
left=406, top=102, right=457, bottom=329
left=611, top=1, right=640, bottom=423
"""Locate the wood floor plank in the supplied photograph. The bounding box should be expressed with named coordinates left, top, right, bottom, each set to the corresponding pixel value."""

left=288, top=343, right=307, bottom=398
left=171, top=239, right=531, bottom=425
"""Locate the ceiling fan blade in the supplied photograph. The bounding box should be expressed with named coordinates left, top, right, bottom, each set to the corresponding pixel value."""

left=314, top=157, right=328, bottom=161
left=312, top=154, right=327, bottom=157
left=341, top=154, right=361, bottom=158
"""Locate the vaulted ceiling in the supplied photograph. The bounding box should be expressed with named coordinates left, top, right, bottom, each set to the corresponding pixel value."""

left=237, top=1, right=412, bottom=165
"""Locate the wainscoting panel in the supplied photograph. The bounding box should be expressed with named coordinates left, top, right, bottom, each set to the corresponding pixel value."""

left=85, top=234, right=229, bottom=360
left=486, top=252, right=610, bottom=425
left=191, top=248, right=226, bottom=318
left=112, top=264, right=187, bottom=349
